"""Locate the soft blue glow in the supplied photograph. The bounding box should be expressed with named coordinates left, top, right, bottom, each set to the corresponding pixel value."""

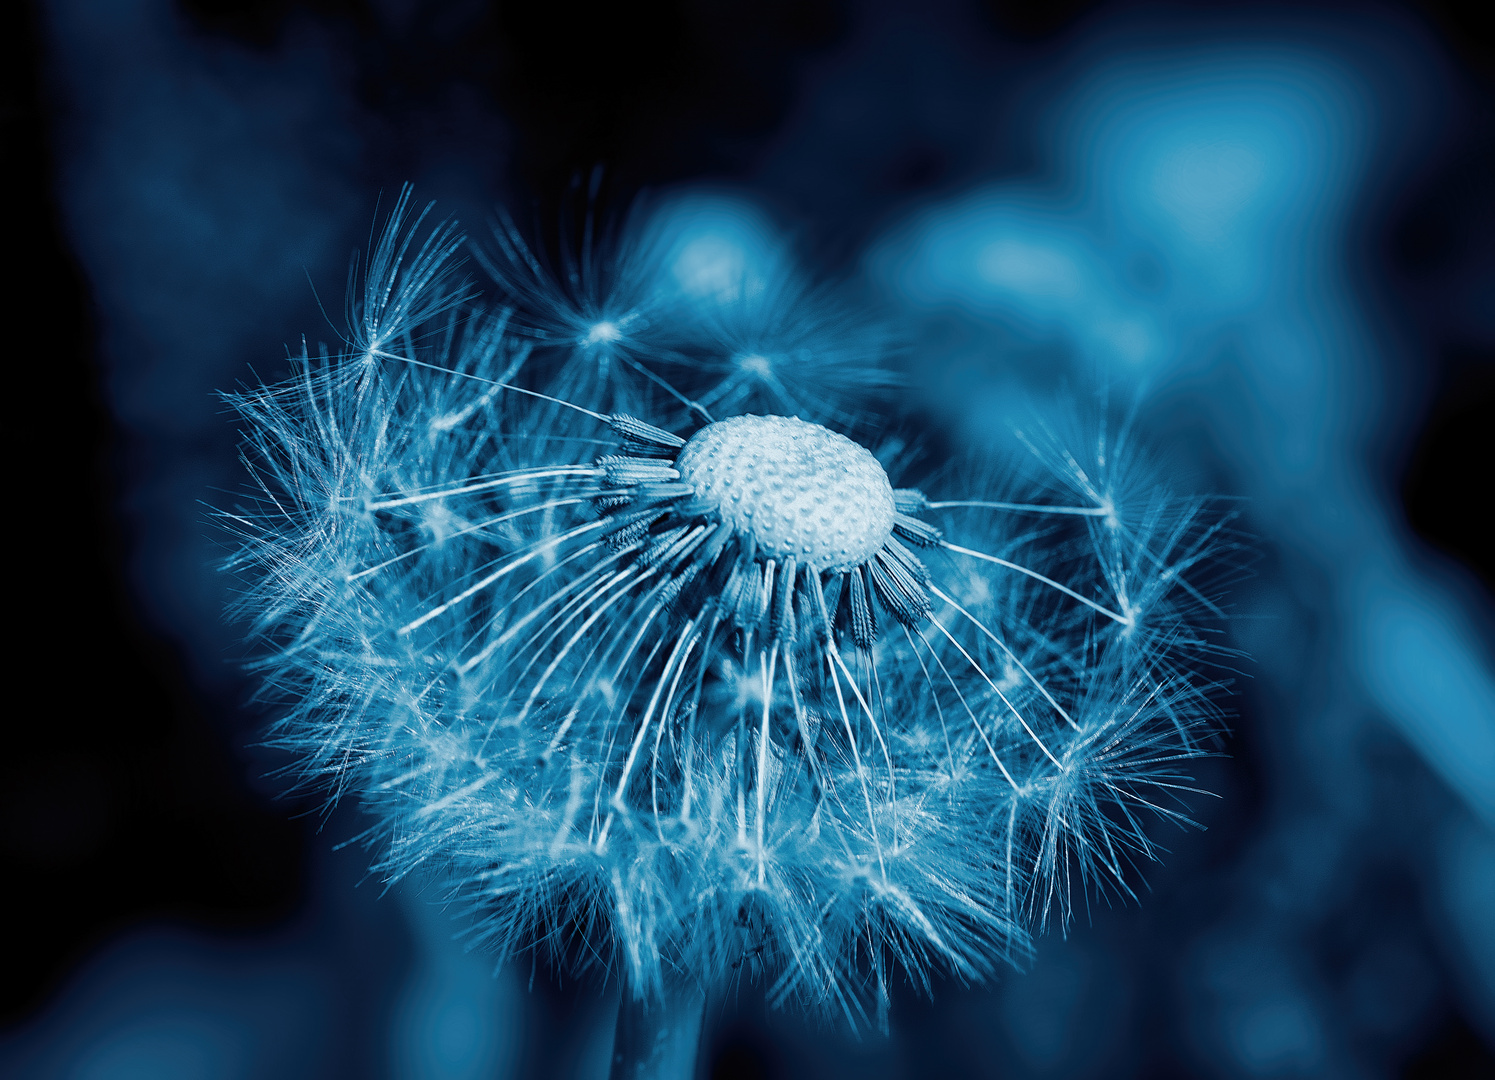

left=637, top=194, right=783, bottom=306
left=873, top=191, right=1165, bottom=368
left=1071, top=51, right=1364, bottom=310
left=871, top=47, right=1371, bottom=378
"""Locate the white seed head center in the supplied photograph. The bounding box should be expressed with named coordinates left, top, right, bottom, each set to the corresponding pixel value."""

left=675, top=415, right=895, bottom=572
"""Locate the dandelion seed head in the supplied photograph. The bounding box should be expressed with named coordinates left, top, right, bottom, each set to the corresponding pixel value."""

left=222, top=190, right=1241, bottom=1026
left=675, top=415, right=895, bottom=572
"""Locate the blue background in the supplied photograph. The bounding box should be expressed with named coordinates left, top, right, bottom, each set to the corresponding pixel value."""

left=5, top=1, right=1492, bottom=1076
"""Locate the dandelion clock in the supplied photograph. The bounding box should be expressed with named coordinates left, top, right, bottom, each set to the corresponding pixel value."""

left=223, top=190, right=1237, bottom=1079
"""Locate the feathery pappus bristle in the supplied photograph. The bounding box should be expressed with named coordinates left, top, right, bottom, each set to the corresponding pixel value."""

left=221, top=187, right=1238, bottom=1027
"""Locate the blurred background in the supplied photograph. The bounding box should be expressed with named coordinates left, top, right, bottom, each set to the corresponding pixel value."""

left=5, top=0, right=1492, bottom=1076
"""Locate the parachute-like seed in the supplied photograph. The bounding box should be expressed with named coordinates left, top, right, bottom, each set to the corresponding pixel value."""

left=470, top=187, right=898, bottom=429
left=222, top=193, right=1237, bottom=1027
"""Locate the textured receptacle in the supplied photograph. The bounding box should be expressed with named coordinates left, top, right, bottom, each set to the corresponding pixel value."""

left=674, top=414, right=895, bottom=572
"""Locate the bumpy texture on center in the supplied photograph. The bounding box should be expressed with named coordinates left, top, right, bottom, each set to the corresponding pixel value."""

left=675, top=415, right=895, bottom=572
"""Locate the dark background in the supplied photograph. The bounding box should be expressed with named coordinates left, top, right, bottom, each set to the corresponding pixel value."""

left=6, top=1, right=1492, bottom=1077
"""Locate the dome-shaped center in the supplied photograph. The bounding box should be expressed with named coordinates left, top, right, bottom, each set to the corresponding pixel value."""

left=675, top=415, right=895, bottom=572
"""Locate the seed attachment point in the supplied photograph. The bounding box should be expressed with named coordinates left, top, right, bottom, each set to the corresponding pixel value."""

left=674, top=415, right=896, bottom=573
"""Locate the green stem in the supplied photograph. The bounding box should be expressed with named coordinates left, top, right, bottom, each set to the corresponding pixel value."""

left=608, top=977, right=707, bottom=1080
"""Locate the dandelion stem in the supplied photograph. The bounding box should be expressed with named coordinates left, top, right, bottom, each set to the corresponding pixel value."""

left=609, top=978, right=706, bottom=1080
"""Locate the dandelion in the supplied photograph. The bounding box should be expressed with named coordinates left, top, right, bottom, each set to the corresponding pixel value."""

left=223, top=189, right=1236, bottom=1078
